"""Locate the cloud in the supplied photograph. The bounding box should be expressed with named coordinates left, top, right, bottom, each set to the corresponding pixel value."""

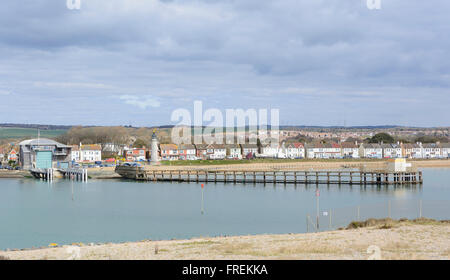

left=119, top=95, right=161, bottom=109
left=0, top=0, right=449, bottom=126
left=33, top=82, right=113, bottom=89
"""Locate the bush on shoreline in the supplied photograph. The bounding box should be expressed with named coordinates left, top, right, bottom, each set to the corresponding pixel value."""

left=346, top=217, right=450, bottom=230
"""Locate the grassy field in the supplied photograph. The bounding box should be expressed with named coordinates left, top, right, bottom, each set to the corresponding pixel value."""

left=0, top=127, right=68, bottom=139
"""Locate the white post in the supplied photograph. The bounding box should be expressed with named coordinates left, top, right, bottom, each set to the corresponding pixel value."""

left=388, top=200, right=391, bottom=218
left=419, top=200, right=422, bottom=218
left=329, top=209, right=332, bottom=230
left=316, top=189, right=319, bottom=232
left=201, top=188, right=204, bottom=214
left=306, top=215, right=309, bottom=233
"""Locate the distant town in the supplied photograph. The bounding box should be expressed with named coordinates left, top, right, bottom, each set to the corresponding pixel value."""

left=0, top=125, right=450, bottom=170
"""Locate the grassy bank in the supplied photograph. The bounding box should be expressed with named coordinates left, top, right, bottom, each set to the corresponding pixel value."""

left=161, top=158, right=387, bottom=166
left=0, top=127, right=67, bottom=139
left=1, top=218, right=449, bottom=260
left=161, top=158, right=450, bottom=167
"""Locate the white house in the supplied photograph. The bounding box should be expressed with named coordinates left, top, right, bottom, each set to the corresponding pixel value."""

left=8, top=149, right=18, bottom=162
left=179, top=144, right=197, bottom=160
left=441, top=143, right=450, bottom=158
left=359, top=144, right=383, bottom=159
left=103, top=143, right=125, bottom=155
left=306, top=143, right=342, bottom=159
left=341, top=142, right=359, bottom=158
left=260, top=144, right=279, bottom=158
left=422, top=143, right=441, bottom=159
left=210, top=144, right=227, bottom=160
left=160, top=144, right=179, bottom=161
left=226, top=145, right=242, bottom=159
left=403, top=143, right=423, bottom=159
left=285, top=143, right=305, bottom=159
left=382, top=144, right=402, bottom=158
left=241, top=144, right=258, bottom=158
left=71, top=145, right=80, bottom=162
left=80, top=144, right=102, bottom=162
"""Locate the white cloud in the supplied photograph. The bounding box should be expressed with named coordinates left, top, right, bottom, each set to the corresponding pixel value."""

left=119, top=95, right=161, bottom=109
left=0, top=0, right=449, bottom=125
left=33, top=82, right=113, bottom=89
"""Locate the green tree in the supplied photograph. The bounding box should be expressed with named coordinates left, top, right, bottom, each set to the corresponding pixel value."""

left=132, top=138, right=148, bottom=148
left=369, top=133, right=394, bottom=144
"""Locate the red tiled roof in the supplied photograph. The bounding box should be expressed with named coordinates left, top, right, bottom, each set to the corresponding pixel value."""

left=292, top=142, right=304, bottom=148
left=160, top=144, right=178, bottom=150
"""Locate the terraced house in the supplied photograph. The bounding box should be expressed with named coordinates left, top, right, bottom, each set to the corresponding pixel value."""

left=124, top=147, right=146, bottom=162
left=341, top=142, right=359, bottom=158
left=195, top=144, right=210, bottom=160
left=359, top=143, right=383, bottom=159
left=422, top=143, right=441, bottom=159
left=441, top=143, right=450, bottom=158
left=382, top=143, right=402, bottom=158
left=403, top=143, right=424, bottom=159
left=260, top=143, right=280, bottom=158
left=210, top=144, right=227, bottom=160
left=178, top=144, right=196, bottom=160
left=305, top=143, right=342, bottom=159
left=160, top=144, right=179, bottom=161
left=240, top=144, right=258, bottom=159
left=0, top=147, right=5, bottom=162
left=285, top=143, right=305, bottom=159
left=226, top=144, right=242, bottom=159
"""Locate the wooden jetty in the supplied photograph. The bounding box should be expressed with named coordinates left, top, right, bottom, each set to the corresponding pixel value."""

left=115, top=166, right=423, bottom=185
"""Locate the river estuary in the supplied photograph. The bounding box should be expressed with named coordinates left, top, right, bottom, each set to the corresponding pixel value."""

left=1, top=168, right=449, bottom=250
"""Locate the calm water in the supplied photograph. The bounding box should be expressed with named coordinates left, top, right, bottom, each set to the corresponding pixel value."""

left=1, top=168, right=450, bottom=250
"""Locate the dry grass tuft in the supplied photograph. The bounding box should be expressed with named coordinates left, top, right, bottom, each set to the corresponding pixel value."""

left=347, top=218, right=395, bottom=229
left=213, top=242, right=254, bottom=255
left=346, top=217, right=449, bottom=230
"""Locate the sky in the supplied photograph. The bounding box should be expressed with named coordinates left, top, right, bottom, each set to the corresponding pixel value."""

left=0, top=0, right=449, bottom=127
